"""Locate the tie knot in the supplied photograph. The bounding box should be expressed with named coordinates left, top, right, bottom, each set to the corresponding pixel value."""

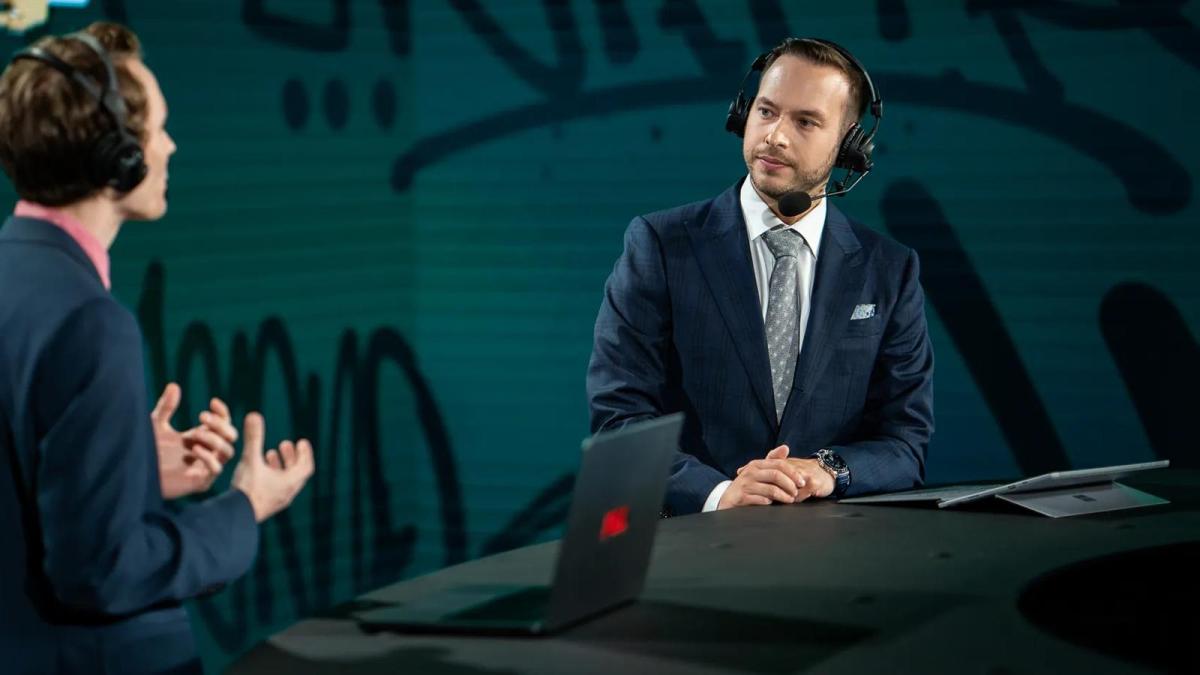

left=763, top=228, right=805, bottom=261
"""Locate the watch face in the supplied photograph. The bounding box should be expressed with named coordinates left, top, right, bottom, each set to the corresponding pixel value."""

left=821, top=450, right=847, bottom=472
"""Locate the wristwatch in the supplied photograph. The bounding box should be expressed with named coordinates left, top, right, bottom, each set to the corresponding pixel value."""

left=814, top=448, right=851, bottom=498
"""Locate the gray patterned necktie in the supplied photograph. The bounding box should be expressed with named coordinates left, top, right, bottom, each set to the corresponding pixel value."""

left=762, top=228, right=805, bottom=422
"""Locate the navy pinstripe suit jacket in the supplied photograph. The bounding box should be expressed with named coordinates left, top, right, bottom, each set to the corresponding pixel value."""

left=588, top=181, right=934, bottom=515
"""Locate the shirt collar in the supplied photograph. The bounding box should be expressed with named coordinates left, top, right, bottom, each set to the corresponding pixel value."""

left=739, top=176, right=826, bottom=259
left=14, top=200, right=111, bottom=290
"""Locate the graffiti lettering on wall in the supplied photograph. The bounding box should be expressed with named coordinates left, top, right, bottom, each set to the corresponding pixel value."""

left=136, top=262, right=575, bottom=648
left=85, top=0, right=1200, bottom=652
left=245, top=0, right=1198, bottom=470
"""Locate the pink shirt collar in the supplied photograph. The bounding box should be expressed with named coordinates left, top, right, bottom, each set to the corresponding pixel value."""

left=14, top=200, right=111, bottom=290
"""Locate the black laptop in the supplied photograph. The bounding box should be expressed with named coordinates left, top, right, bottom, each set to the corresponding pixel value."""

left=354, top=413, right=684, bottom=635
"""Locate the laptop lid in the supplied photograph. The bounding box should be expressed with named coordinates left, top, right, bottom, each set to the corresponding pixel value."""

left=541, top=413, right=683, bottom=632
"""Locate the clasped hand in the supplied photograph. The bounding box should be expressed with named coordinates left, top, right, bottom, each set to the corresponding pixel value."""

left=716, top=445, right=834, bottom=509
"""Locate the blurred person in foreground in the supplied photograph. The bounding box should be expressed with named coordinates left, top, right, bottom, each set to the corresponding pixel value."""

left=0, top=22, right=314, bottom=674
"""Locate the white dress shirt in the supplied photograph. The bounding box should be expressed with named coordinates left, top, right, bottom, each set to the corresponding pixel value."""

left=702, top=178, right=827, bottom=512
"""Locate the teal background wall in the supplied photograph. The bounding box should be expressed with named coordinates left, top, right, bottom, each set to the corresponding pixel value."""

left=3, top=1, right=1199, bottom=671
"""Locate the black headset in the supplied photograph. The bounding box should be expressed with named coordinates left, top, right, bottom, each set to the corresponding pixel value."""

left=725, top=37, right=883, bottom=184
left=10, top=32, right=147, bottom=193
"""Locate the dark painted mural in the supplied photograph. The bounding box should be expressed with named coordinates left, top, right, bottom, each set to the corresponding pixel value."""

left=3, top=1, right=1196, bottom=670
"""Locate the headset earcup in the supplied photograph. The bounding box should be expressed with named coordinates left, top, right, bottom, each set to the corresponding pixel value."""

left=835, top=124, right=863, bottom=171
left=113, top=138, right=147, bottom=192
left=91, top=130, right=147, bottom=193
left=856, top=133, right=875, bottom=172
left=724, top=93, right=748, bottom=137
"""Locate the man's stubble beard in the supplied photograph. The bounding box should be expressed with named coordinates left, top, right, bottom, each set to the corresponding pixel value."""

left=748, top=144, right=839, bottom=202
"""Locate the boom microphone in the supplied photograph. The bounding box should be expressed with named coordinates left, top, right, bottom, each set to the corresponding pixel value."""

left=778, top=191, right=813, bottom=217
left=776, top=165, right=874, bottom=218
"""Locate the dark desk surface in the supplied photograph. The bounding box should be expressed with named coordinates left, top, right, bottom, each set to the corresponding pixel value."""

left=230, top=470, right=1199, bottom=674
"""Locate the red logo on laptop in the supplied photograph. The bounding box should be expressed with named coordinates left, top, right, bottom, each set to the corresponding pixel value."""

left=599, top=506, right=630, bottom=541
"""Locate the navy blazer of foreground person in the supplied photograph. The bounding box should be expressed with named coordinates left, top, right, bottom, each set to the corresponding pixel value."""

left=588, top=181, right=934, bottom=515
left=0, top=217, right=258, bottom=672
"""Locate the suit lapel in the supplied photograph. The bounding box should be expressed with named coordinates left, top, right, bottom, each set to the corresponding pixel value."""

left=685, top=182, right=776, bottom=426
left=0, top=216, right=104, bottom=287
left=782, top=204, right=866, bottom=430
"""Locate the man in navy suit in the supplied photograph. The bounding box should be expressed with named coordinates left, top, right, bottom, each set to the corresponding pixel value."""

left=0, top=23, right=314, bottom=674
left=588, top=38, right=933, bottom=515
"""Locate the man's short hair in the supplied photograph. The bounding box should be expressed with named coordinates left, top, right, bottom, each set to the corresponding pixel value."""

left=762, top=38, right=868, bottom=127
left=0, top=22, right=146, bottom=206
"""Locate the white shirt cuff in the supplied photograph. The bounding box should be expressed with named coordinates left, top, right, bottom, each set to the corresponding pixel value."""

left=703, top=480, right=732, bottom=512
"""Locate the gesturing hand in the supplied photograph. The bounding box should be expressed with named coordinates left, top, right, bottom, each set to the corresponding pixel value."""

left=153, top=383, right=237, bottom=500
left=230, top=412, right=315, bottom=523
